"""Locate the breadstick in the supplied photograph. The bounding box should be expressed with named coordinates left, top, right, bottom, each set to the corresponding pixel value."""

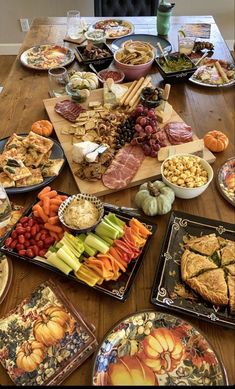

left=119, top=80, right=137, bottom=106
left=124, top=77, right=145, bottom=106
left=215, top=61, right=229, bottom=83
left=128, top=76, right=152, bottom=107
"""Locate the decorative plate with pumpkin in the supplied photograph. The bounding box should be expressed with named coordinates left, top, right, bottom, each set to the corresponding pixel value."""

left=0, top=280, right=97, bottom=386
left=216, top=157, right=235, bottom=206
left=92, top=311, right=227, bottom=386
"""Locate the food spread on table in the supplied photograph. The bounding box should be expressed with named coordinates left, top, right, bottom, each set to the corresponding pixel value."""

left=1, top=16, right=235, bottom=387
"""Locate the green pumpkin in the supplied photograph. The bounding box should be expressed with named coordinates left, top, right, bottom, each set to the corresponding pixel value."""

left=135, top=181, right=175, bottom=216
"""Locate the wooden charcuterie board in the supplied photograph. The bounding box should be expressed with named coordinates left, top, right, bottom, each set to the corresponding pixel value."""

left=43, top=88, right=215, bottom=197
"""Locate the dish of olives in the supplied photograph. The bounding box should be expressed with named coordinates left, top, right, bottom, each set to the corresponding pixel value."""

left=140, top=87, right=164, bottom=107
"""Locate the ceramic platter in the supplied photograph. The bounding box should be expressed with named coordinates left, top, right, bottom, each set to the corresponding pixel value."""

left=216, top=157, right=235, bottom=206
left=111, top=34, right=172, bottom=56
left=20, top=45, right=75, bottom=70
left=151, top=211, right=235, bottom=329
left=92, top=311, right=228, bottom=386
left=0, top=255, right=13, bottom=304
left=189, top=59, right=235, bottom=87
left=0, top=134, right=65, bottom=194
left=91, top=19, right=134, bottom=39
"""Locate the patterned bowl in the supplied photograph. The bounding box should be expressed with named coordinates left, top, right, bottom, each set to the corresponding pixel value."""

left=58, top=193, right=104, bottom=233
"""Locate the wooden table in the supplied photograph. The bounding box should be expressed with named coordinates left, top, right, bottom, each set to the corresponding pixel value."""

left=0, top=16, right=234, bottom=385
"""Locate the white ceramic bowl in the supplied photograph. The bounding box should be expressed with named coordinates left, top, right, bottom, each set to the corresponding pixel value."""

left=58, top=193, right=104, bottom=233
left=161, top=154, right=214, bottom=199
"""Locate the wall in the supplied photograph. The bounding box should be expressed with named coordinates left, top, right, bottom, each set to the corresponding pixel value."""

left=0, top=0, right=234, bottom=53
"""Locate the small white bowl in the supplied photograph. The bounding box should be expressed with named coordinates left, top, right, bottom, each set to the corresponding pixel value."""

left=58, top=193, right=104, bottom=233
left=161, top=154, right=214, bottom=199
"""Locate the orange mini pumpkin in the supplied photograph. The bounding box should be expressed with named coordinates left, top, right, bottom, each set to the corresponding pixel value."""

left=107, top=355, right=157, bottom=385
left=204, top=130, right=229, bottom=152
left=138, top=327, right=184, bottom=375
left=16, top=340, right=46, bottom=372
left=31, top=120, right=53, bottom=137
left=33, top=305, right=71, bottom=346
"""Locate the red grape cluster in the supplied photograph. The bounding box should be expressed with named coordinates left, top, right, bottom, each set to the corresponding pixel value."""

left=130, top=104, right=167, bottom=157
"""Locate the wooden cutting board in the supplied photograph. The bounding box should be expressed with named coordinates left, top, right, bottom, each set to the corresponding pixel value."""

left=43, top=88, right=215, bottom=197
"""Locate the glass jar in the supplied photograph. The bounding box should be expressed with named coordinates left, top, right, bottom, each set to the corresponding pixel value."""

left=0, top=186, right=12, bottom=228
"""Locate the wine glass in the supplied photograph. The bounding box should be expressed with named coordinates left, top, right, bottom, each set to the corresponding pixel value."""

left=0, top=185, right=12, bottom=228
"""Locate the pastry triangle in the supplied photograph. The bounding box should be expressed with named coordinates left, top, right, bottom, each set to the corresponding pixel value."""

left=181, top=249, right=217, bottom=281
left=184, top=233, right=220, bottom=256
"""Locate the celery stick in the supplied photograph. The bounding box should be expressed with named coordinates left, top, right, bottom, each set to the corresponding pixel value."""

left=85, top=234, right=109, bottom=254
left=99, top=235, right=114, bottom=246
left=77, top=233, right=86, bottom=242
left=46, top=253, right=72, bottom=275
left=103, top=217, right=124, bottom=238
left=106, top=212, right=126, bottom=228
left=95, top=220, right=119, bottom=239
left=84, top=243, right=97, bottom=257
left=57, top=247, right=81, bottom=272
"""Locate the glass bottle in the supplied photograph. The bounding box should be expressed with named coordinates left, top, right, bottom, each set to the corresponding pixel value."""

left=157, top=0, right=175, bottom=36
left=0, top=185, right=12, bottom=228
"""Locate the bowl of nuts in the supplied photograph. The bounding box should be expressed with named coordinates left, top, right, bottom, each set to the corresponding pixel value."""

left=161, top=154, right=214, bottom=199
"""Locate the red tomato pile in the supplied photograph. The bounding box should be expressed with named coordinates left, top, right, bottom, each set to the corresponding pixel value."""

left=4, top=216, right=56, bottom=258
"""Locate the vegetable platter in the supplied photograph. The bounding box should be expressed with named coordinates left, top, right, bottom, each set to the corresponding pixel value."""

left=43, top=87, right=215, bottom=197
left=0, top=187, right=157, bottom=302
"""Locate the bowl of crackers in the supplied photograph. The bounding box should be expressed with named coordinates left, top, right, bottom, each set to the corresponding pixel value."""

left=161, top=154, right=213, bottom=199
left=114, top=40, right=155, bottom=81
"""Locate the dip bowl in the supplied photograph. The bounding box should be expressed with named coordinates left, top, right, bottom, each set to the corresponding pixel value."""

left=58, top=193, right=104, bottom=233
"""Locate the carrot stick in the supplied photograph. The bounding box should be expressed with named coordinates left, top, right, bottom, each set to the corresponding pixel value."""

left=48, top=216, right=59, bottom=225
left=59, top=195, right=68, bottom=201
left=49, top=204, right=60, bottom=214
left=40, top=190, right=57, bottom=199
left=50, top=198, right=63, bottom=206
left=42, top=196, right=50, bottom=216
left=34, top=204, right=48, bottom=223
left=38, top=186, right=51, bottom=199
left=44, top=223, right=63, bottom=233
left=33, top=210, right=39, bottom=218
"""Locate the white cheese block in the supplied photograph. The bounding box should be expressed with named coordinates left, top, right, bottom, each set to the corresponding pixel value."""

left=155, top=102, right=173, bottom=123
left=72, top=141, right=99, bottom=163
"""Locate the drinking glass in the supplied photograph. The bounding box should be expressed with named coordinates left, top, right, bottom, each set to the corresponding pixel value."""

left=48, top=67, right=69, bottom=97
left=0, top=185, right=12, bottom=228
left=66, top=10, right=83, bottom=40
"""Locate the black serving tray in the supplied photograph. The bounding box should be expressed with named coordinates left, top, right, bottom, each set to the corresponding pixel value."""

left=155, top=52, right=197, bottom=83
left=151, top=210, right=235, bottom=329
left=76, top=42, right=113, bottom=70
left=0, top=193, right=157, bottom=302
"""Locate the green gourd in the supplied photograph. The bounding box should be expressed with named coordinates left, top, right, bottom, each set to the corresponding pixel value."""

left=135, top=181, right=175, bottom=216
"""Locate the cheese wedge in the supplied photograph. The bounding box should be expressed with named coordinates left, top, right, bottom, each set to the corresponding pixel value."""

left=155, top=101, right=173, bottom=123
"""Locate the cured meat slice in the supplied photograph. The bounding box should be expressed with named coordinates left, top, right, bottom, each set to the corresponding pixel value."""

left=54, top=100, right=84, bottom=122
left=164, top=122, right=193, bottom=145
left=102, top=145, right=145, bottom=190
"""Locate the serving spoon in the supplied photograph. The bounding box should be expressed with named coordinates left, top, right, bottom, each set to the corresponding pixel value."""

left=157, top=42, right=169, bottom=65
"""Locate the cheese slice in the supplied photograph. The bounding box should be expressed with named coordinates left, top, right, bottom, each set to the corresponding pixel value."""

left=72, top=141, right=99, bottom=163
left=155, top=101, right=173, bottom=123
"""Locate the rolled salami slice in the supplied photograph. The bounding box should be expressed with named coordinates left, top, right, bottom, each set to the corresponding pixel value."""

left=164, top=122, right=193, bottom=145
left=55, top=100, right=85, bottom=122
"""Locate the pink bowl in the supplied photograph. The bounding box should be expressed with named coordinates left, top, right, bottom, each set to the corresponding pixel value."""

left=114, top=50, right=154, bottom=81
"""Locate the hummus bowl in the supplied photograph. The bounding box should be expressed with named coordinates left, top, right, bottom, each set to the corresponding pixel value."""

left=58, top=193, right=104, bottom=233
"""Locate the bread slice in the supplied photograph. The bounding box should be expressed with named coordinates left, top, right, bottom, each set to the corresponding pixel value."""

left=186, top=268, right=228, bottom=306
left=227, top=275, right=235, bottom=314
left=41, top=159, right=64, bottom=177
left=181, top=249, right=217, bottom=281
left=220, top=242, right=235, bottom=266
left=184, top=233, right=220, bottom=256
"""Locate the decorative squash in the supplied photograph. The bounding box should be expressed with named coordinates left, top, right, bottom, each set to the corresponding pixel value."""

left=69, top=71, right=99, bottom=90
left=107, top=355, right=157, bottom=385
left=16, top=340, right=46, bottom=372
left=135, top=181, right=175, bottom=216
left=33, top=305, right=71, bottom=346
left=138, top=328, right=184, bottom=374
left=31, top=120, right=53, bottom=137
left=204, top=130, right=229, bottom=152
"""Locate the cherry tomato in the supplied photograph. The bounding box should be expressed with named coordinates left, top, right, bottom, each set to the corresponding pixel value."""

left=30, top=239, right=36, bottom=245
left=16, top=223, right=23, bottom=228
left=39, top=249, right=47, bottom=257
left=18, top=249, right=27, bottom=256
left=40, top=233, right=46, bottom=241
left=26, top=248, right=34, bottom=258
left=32, top=245, right=39, bottom=256
left=28, top=219, right=35, bottom=227
left=10, top=239, right=18, bottom=249
left=16, top=227, right=26, bottom=235
left=31, top=226, right=37, bottom=236
left=22, top=223, right=29, bottom=228
left=37, top=240, right=44, bottom=248
left=24, top=240, right=30, bottom=248
left=4, top=237, right=13, bottom=248
left=16, top=243, right=25, bottom=251
left=20, top=216, right=29, bottom=224
left=25, top=226, right=31, bottom=232
left=25, top=232, right=31, bottom=239
left=11, top=230, right=18, bottom=239
left=44, top=237, right=55, bottom=246
left=18, top=234, right=25, bottom=244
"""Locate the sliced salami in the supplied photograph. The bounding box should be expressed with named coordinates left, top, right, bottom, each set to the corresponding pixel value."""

left=164, top=122, right=193, bottom=145
left=54, top=100, right=84, bottom=122
left=102, top=145, right=145, bottom=190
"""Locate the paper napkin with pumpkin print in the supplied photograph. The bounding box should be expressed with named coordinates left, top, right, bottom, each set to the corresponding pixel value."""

left=0, top=280, right=97, bottom=385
